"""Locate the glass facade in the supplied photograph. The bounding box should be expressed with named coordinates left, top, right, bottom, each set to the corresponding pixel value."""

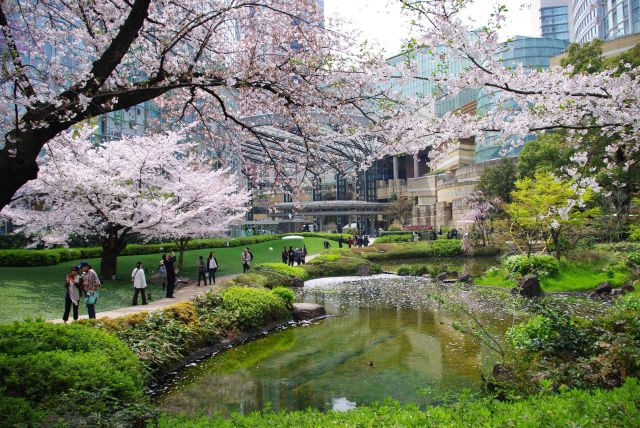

left=572, top=0, right=607, bottom=43
left=605, top=0, right=640, bottom=39
left=476, top=37, right=569, bottom=162
left=541, top=5, right=570, bottom=40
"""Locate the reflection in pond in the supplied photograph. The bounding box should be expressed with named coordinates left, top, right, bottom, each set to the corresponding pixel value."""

left=154, top=277, right=513, bottom=416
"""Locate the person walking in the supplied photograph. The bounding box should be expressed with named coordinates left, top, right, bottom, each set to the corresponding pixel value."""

left=302, top=245, right=308, bottom=264
left=79, top=261, right=100, bottom=319
left=281, top=247, right=288, bottom=264
left=63, top=265, right=81, bottom=323
left=207, top=252, right=218, bottom=285
left=163, top=252, right=177, bottom=298
left=197, top=256, right=207, bottom=286
left=131, top=261, right=147, bottom=305
left=338, top=236, right=344, bottom=248
left=242, top=248, right=252, bottom=273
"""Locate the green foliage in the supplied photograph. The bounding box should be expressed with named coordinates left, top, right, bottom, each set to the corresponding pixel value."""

left=628, top=251, right=640, bottom=265
left=396, top=264, right=435, bottom=276
left=477, top=158, right=517, bottom=202
left=629, top=225, right=640, bottom=242
left=0, top=396, right=44, bottom=426
left=0, top=321, right=144, bottom=425
left=375, top=234, right=414, bottom=243
left=221, top=287, right=289, bottom=330
left=231, top=273, right=269, bottom=288
left=272, top=287, right=295, bottom=308
left=388, top=223, right=403, bottom=231
left=155, top=378, right=640, bottom=427
left=378, top=230, right=413, bottom=237
left=561, top=39, right=604, bottom=75
left=361, top=240, right=462, bottom=262
left=303, top=250, right=381, bottom=278
left=507, top=315, right=555, bottom=350
left=254, top=263, right=308, bottom=279
left=503, top=255, right=559, bottom=279
left=517, top=133, right=573, bottom=179
left=472, top=246, right=502, bottom=257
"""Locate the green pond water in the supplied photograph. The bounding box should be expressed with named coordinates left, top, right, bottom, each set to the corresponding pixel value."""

left=154, top=276, right=513, bottom=416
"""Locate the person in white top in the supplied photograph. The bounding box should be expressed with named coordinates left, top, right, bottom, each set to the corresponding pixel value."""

left=207, top=252, right=218, bottom=285
left=131, top=261, right=147, bottom=305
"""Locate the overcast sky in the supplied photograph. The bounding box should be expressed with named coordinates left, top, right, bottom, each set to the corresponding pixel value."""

left=324, top=0, right=541, bottom=55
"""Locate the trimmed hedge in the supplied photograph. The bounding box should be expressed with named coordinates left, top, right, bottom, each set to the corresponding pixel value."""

left=303, top=250, right=382, bottom=278
left=221, top=286, right=290, bottom=330
left=378, top=231, right=412, bottom=237
left=254, top=263, right=308, bottom=280
left=0, top=232, right=350, bottom=267
left=360, top=240, right=462, bottom=262
left=376, top=234, right=414, bottom=243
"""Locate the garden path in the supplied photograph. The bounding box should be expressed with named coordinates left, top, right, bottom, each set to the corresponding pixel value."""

left=51, top=253, right=322, bottom=323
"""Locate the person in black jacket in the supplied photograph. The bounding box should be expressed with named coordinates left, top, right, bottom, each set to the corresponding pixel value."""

left=163, top=252, right=177, bottom=298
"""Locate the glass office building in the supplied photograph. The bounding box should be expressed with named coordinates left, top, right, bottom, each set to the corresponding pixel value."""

left=476, top=36, right=569, bottom=162
left=604, top=0, right=640, bottom=39
left=541, top=1, right=570, bottom=40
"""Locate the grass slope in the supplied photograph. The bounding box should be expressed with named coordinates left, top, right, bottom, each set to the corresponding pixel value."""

left=0, top=238, right=325, bottom=323
left=475, top=259, right=631, bottom=292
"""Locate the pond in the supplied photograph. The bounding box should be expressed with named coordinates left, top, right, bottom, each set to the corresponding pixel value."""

left=153, top=276, right=514, bottom=417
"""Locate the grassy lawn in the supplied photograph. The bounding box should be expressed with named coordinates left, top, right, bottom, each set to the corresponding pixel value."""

left=474, top=259, right=632, bottom=292
left=0, top=237, right=326, bottom=323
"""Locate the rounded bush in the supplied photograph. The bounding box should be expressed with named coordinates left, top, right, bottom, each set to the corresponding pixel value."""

left=221, top=286, right=290, bottom=330
left=254, top=263, right=308, bottom=280
left=0, top=321, right=144, bottom=403
left=502, top=255, right=559, bottom=278
left=376, top=235, right=413, bottom=243
left=272, top=287, right=295, bottom=307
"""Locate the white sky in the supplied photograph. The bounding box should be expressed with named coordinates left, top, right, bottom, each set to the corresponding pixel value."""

left=324, top=0, right=541, bottom=56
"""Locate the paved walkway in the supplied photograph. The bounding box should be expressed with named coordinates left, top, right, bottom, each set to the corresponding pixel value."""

left=51, top=274, right=238, bottom=322
left=53, top=251, right=325, bottom=322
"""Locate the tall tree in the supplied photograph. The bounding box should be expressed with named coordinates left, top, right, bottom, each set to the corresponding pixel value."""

left=0, top=0, right=416, bottom=210
left=477, top=158, right=517, bottom=203
left=5, top=129, right=248, bottom=278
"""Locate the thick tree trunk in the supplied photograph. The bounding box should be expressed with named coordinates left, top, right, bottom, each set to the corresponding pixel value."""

left=0, top=154, right=39, bottom=211
left=99, top=225, right=129, bottom=279
left=175, top=238, right=190, bottom=271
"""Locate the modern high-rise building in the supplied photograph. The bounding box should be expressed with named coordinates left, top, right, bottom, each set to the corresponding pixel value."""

left=566, top=0, right=640, bottom=43
left=540, top=0, right=571, bottom=41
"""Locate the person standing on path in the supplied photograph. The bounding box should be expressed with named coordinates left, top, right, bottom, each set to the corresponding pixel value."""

left=63, top=266, right=81, bottom=323
left=163, top=252, right=177, bottom=298
left=241, top=247, right=252, bottom=273
left=287, top=246, right=295, bottom=266
left=281, top=247, right=288, bottom=264
left=197, top=256, right=207, bottom=286
left=80, top=261, right=100, bottom=319
left=131, top=261, right=147, bottom=305
left=302, top=245, right=308, bottom=264
left=207, top=252, right=218, bottom=285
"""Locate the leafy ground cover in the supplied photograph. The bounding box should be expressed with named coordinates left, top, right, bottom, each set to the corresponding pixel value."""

left=354, top=240, right=462, bottom=262
left=154, top=377, right=640, bottom=427
left=0, top=237, right=325, bottom=323
left=475, top=257, right=632, bottom=292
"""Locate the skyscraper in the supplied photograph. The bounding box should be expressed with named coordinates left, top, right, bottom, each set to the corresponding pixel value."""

left=604, top=0, right=640, bottom=40
left=540, top=0, right=570, bottom=41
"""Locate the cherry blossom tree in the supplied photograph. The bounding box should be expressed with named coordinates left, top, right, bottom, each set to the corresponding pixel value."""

left=4, top=128, right=249, bottom=278
left=0, top=0, right=416, bottom=211
left=393, top=0, right=639, bottom=180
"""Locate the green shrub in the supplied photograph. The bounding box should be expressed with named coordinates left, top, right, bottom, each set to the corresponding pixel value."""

left=221, top=286, right=290, bottom=330
left=254, top=263, right=308, bottom=280
left=376, top=234, right=414, bottom=243
left=0, top=249, right=62, bottom=266
left=472, top=247, right=502, bottom=257
left=231, top=273, right=269, bottom=288
left=303, top=251, right=381, bottom=278
left=0, top=321, right=143, bottom=404
left=629, top=225, right=640, bottom=242
left=0, top=396, right=44, bottom=426
left=507, top=315, right=555, bottom=351
left=502, top=254, right=559, bottom=279
left=628, top=251, right=640, bottom=266
left=362, top=240, right=462, bottom=262
left=396, top=264, right=433, bottom=276
left=272, top=287, right=295, bottom=308
left=379, top=231, right=412, bottom=237
left=156, top=378, right=640, bottom=427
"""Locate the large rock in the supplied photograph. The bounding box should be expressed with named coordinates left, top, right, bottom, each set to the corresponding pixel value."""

left=511, top=275, right=543, bottom=298
left=292, top=303, right=326, bottom=321
left=291, top=277, right=305, bottom=288
left=610, top=283, right=635, bottom=297
left=357, top=264, right=372, bottom=276
left=589, top=281, right=613, bottom=299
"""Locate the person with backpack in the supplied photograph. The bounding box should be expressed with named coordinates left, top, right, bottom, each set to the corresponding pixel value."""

left=207, top=252, right=218, bottom=285
left=197, top=256, right=207, bottom=286
left=131, top=261, right=147, bottom=305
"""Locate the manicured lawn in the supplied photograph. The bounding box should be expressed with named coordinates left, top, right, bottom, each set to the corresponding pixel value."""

left=474, top=259, right=631, bottom=292
left=0, top=238, right=325, bottom=323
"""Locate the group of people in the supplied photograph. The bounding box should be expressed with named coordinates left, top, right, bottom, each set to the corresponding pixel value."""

left=197, top=252, right=219, bottom=286
left=281, top=245, right=307, bottom=266
left=63, top=261, right=101, bottom=322
left=338, top=235, right=370, bottom=248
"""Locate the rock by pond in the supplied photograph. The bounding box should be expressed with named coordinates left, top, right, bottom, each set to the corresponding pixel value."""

left=512, top=275, right=543, bottom=298
left=292, top=303, right=326, bottom=321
